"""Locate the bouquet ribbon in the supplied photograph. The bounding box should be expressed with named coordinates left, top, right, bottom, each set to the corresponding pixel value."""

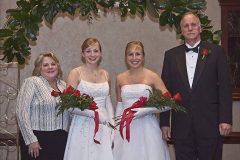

left=119, top=97, right=147, bottom=142
left=119, top=92, right=181, bottom=142
left=89, top=103, right=100, bottom=144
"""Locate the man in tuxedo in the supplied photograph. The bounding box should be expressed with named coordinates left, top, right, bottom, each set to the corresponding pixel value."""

left=160, top=12, right=232, bottom=160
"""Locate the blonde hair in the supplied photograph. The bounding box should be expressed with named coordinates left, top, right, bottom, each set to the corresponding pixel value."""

left=125, top=41, right=145, bottom=57
left=80, top=38, right=102, bottom=64
left=32, top=52, right=63, bottom=79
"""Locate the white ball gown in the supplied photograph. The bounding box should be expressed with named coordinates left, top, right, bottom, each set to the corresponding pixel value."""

left=64, top=80, right=113, bottom=160
left=113, top=84, right=170, bottom=160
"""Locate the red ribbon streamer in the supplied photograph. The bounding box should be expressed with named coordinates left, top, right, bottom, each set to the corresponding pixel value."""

left=89, top=102, right=100, bottom=144
left=119, top=97, right=147, bottom=142
left=93, top=110, right=100, bottom=144
left=118, top=92, right=181, bottom=142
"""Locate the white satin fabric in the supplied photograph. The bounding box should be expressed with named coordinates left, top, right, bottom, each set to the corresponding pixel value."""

left=113, top=84, right=170, bottom=160
left=64, top=80, right=114, bottom=160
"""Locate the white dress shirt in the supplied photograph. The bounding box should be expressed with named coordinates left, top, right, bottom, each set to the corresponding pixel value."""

left=185, top=41, right=200, bottom=88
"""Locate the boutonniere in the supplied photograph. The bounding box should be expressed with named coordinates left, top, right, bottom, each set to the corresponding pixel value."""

left=200, top=48, right=211, bottom=60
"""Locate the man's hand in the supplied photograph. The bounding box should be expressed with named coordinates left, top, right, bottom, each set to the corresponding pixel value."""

left=161, top=126, right=171, bottom=141
left=219, top=123, right=232, bottom=136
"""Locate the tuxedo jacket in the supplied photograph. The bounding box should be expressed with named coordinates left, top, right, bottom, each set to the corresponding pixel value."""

left=160, top=41, right=232, bottom=139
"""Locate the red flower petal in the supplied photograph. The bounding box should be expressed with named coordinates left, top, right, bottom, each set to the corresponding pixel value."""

left=89, top=102, right=98, bottom=110
left=51, top=90, right=60, bottom=97
left=73, top=90, right=81, bottom=97
left=202, top=49, right=209, bottom=55
left=163, top=92, right=172, bottom=98
left=63, top=86, right=74, bottom=94
left=173, top=93, right=182, bottom=102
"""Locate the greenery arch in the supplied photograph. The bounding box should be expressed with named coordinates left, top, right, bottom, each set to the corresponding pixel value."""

left=0, top=0, right=221, bottom=64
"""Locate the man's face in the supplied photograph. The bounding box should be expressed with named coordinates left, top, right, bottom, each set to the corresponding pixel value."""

left=180, top=14, right=202, bottom=44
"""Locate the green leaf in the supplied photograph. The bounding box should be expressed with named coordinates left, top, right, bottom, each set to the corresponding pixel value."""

left=7, top=19, right=21, bottom=29
left=157, top=1, right=169, bottom=10
left=16, top=0, right=31, bottom=11
left=3, top=37, right=14, bottom=48
left=44, top=2, right=59, bottom=24
left=202, top=25, right=213, bottom=30
left=212, top=30, right=222, bottom=44
left=0, top=29, right=13, bottom=38
left=6, top=9, right=26, bottom=21
left=159, top=10, right=170, bottom=26
left=15, top=52, right=25, bottom=65
left=172, top=6, right=188, bottom=14
left=128, top=1, right=137, bottom=15
left=146, top=0, right=159, bottom=18
left=200, top=29, right=213, bottom=41
left=137, top=6, right=145, bottom=17
left=187, top=1, right=206, bottom=10
left=199, top=14, right=211, bottom=25
left=97, top=0, right=114, bottom=8
left=169, top=0, right=187, bottom=6
left=173, top=14, right=181, bottom=33
left=168, top=12, right=177, bottom=27
left=4, top=49, right=14, bottom=63
left=120, top=2, right=128, bottom=18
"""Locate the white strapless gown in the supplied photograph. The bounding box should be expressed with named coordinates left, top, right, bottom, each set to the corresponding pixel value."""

left=64, top=80, right=113, bottom=160
left=113, top=84, right=170, bottom=160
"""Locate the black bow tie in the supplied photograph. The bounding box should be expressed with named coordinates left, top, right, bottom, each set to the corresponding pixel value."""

left=185, top=44, right=200, bottom=53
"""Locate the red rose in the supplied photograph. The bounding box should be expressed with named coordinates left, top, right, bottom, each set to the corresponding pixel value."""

left=163, top=92, right=172, bottom=98
left=63, top=86, right=74, bottom=94
left=173, top=93, right=182, bottom=102
left=202, top=48, right=209, bottom=55
left=89, top=101, right=98, bottom=110
left=201, top=48, right=210, bottom=60
left=51, top=90, right=60, bottom=97
left=73, top=90, right=81, bottom=97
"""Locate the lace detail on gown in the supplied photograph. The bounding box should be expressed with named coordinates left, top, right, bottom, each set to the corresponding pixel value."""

left=113, top=84, right=170, bottom=160
left=64, top=80, right=113, bottom=160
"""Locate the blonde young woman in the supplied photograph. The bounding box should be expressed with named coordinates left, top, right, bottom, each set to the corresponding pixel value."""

left=16, top=52, right=69, bottom=160
left=113, top=41, right=170, bottom=160
left=63, top=38, right=114, bottom=160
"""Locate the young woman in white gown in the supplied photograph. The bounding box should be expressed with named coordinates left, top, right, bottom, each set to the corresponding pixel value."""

left=113, top=41, right=170, bottom=160
left=64, top=38, right=114, bottom=160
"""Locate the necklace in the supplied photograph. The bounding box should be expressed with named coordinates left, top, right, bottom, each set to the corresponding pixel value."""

left=82, top=65, right=100, bottom=83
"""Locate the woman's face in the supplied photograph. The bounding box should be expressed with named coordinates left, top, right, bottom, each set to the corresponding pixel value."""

left=40, top=56, right=58, bottom=80
left=126, top=46, right=144, bottom=69
left=82, top=43, right=102, bottom=65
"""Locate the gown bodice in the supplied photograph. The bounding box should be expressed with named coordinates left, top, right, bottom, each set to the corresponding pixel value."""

left=77, top=80, right=109, bottom=111
left=121, top=84, right=152, bottom=109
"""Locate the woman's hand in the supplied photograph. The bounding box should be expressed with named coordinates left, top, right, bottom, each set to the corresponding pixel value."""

left=28, top=141, right=42, bottom=158
left=131, top=107, right=160, bottom=119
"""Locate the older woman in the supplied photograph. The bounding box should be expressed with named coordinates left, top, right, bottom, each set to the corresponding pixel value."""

left=16, top=52, right=69, bottom=160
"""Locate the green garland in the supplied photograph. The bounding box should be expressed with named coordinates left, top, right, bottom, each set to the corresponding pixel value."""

left=0, top=0, right=221, bottom=64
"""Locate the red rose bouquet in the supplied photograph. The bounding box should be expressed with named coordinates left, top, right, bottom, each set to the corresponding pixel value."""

left=51, top=86, right=100, bottom=144
left=115, top=89, right=186, bottom=142
left=51, top=86, right=97, bottom=115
